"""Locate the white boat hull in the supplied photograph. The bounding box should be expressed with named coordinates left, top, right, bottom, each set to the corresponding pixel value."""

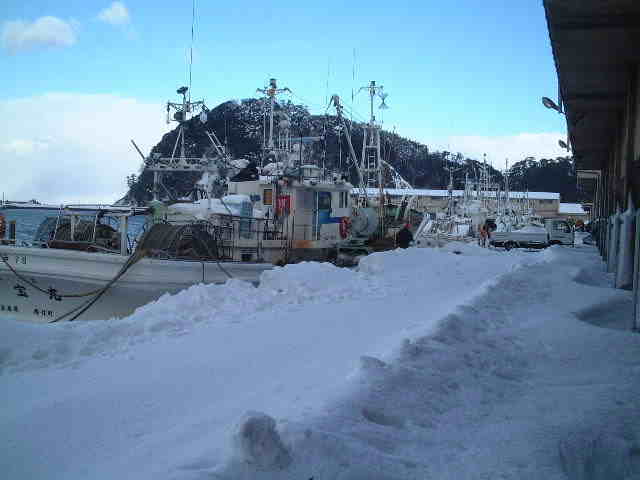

left=0, top=246, right=272, bottom=322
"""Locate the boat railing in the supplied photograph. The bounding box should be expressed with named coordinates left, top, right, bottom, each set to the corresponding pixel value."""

left=186, top=214, right=287, bottom=261
left=28, top=212, right=126, bottom=254
left=258, top=173, right=348, bottom=186
left=62, top=204, right=147, bottom=215
left=146, top=156, right=207, bottom=169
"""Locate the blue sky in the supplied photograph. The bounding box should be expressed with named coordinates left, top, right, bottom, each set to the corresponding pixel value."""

left=1, top=1, right=568, bottom=202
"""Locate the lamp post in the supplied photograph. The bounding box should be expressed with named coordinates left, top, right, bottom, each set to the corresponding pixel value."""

left=541, top=96, right=563, bottom=113
left=542, top=97, right=570, bottom=152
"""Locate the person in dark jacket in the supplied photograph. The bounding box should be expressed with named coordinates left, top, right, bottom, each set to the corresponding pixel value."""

left=397, top=223, right=413, bottom=249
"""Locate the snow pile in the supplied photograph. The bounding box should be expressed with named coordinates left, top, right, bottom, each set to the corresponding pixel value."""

left=559, top=428, right=640, bottom=480
left=166, top=195, right=254, bottom=220
left=1, top=246, right=538, bottom=376
left=260, top=261, right=368, bottom=303
left=232, top=412, right=292, bottom=471
left=2, top=242, right=639, bottom=480
left=0, top=250, right=471, bottom=374
left=438, top=240, right=497, bottom=256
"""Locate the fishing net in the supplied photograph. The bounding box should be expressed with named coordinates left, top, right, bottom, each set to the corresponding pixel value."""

left=136, top=222, right=221, bottom=260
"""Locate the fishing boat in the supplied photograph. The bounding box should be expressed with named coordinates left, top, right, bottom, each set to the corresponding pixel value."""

left=222, top=78, right=357, bottom=263
left=0, top=85, right=276, bottom=323
left=0, top=202, right=274, bottom=323
left=414, top=168, right=487, bottom=247
left=414, top=158, right=541, bottom=248
left=0, top=199, right=61, bottom=210
left=0, top=78, right=364, bottom=323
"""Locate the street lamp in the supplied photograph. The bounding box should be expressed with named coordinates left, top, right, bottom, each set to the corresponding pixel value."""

left=542, top=96, right=563, bottom=113
left=542, top=96, right=571, bottom=152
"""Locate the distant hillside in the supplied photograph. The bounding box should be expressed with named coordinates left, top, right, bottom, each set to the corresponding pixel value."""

left=125, top=99, right=580, bottom=203
left=507, top=156, right=580, bottom=202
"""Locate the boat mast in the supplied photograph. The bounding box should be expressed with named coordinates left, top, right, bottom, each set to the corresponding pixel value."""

left=329, top=94, right=366, bottom=199
left=504, top=158, right=510, bottom=217
left=257, top=78, right=291, bottom=168
left=358, top=80, right=388, bottom=236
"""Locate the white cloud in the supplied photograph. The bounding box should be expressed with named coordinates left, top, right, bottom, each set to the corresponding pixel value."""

left=403, top=130, right=569, bottom=169
left=98, top=2, right=130, bottom=26
left=0, top=93, right=169, bottom=204
left=447, top=133, right=569, bottom=167
left=0, top=139, right=50, bottom=155
left=1, top=16, right=76, bottom=53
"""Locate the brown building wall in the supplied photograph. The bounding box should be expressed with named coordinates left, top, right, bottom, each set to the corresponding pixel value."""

left=598, top=67, right=639, bottom=216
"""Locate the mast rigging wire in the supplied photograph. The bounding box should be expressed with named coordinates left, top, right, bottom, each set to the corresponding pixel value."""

left=188, top=0, right=196, bottom=103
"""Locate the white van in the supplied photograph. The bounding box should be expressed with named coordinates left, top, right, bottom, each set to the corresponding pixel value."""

left=490, top=219, right=574, bottom=249
left=545, top=218, right=574, bottom=245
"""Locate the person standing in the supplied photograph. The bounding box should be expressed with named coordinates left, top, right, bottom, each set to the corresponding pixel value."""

left=397, top=223, right=413, bottom=249
left=479, top=223, right=488, bottom=247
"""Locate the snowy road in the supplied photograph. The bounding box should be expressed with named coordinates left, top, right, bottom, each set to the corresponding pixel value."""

left=2, top=243, right=639, bottom=479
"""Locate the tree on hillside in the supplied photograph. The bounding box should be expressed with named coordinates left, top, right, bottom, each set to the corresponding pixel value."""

left=123, top=100, right=575, bottom=203
left=509, top=156, right=577, bottom=202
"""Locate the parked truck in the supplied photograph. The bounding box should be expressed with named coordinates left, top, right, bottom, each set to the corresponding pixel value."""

left=490, top=219, right=574, bottom=250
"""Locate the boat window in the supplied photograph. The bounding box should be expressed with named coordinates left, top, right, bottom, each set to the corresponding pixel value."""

left=318, top=192, right=332, bottom=210
left=339, top=191, right=348, bottom=208
left=263, top=189, right=273, bottom=205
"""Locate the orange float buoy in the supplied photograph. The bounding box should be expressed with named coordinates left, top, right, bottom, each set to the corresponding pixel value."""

left=339, top=216, right=351, bottom=239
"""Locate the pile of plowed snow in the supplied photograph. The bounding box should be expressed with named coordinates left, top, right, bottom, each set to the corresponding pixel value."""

left=4, top=244, right=593, bottom=480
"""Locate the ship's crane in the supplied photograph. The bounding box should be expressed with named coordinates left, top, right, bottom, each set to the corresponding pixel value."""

left=380, top=158, right=418, bottom=222
left=329, top=94, right=367, bottom=201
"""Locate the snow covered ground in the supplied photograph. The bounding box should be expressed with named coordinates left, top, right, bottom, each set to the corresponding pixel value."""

left=2, top=241, right=639, bottom=479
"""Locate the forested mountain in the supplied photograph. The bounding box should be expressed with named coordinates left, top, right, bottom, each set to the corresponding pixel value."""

left=507, top=156, right=579, bottom=202
left=125, top=99, right=581, bottom=203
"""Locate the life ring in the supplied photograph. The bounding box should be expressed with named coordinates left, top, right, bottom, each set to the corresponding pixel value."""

left=339, top=216, right=351, bottom=239
left=0, top=214, right=5, bottom=237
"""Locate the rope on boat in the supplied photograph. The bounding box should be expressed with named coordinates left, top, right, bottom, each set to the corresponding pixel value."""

left=1, top=247, right=147, bottom=322
left=1, top=252, right=111, bottom=299
left=49, top=249, right=148, bottom=323
left=190, top=226, right=233, bottom=280
left=2, top=221, right=239, bottom=322
left=48, top=231, right=233, bottom=321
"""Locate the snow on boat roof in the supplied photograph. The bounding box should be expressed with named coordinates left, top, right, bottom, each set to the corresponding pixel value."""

left=352, top=188, right=560, bottom=200
left=558, top=203, right=586, bottom=214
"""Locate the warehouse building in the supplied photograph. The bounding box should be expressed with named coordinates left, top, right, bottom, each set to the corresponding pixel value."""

left=544, top=0, right=640, bottom=329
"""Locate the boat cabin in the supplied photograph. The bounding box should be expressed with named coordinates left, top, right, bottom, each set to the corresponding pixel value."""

left=227, top=170, right=353, bottom=248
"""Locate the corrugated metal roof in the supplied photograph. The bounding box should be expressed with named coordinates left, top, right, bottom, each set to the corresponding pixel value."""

left=544, top=0, right=640, bottom=170
left=351, top=188, right=560, bottom=200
